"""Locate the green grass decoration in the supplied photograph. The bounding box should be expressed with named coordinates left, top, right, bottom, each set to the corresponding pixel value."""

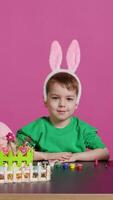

left=0, top=149, right=33, bottom=167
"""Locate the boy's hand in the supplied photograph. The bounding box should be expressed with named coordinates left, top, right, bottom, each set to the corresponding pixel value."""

left=61, top=153, right=78, bottom=162
left=45, top=152, right=72, bottom=161
left=66, top=154, right=77, bottom=162
left=33, top=151, right=48, bottom=160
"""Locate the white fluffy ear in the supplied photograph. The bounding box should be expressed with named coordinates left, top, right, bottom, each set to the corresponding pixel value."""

left=66, top=40, right=80, bottom=72
left=49, top=40, right=62, bottom=71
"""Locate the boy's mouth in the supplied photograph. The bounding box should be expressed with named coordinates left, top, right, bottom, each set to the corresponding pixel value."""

left=57, top=110, right=66, bottom=113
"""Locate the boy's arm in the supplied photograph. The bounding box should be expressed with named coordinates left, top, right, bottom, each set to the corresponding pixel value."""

left=16, top=130, right=72, bottom=161
left=33, top=151, right=72, bottom=161
left=77, top=125, right=110, bottom=161
left=33, top=151, right=47, bottom=160
left=68, top=147, right=109, bottom=162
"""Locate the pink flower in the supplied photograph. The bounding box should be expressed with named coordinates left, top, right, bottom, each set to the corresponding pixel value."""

left=1, top=146, right=9, bottom=155
left=6, top=132, right=15, bottom=142
left=18, top=146, right=29, bottom=155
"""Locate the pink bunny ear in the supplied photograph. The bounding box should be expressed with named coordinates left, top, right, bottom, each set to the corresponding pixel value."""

left=49, top=40, right=62, bottom=71
left=66, top=40, right=80, bottom=72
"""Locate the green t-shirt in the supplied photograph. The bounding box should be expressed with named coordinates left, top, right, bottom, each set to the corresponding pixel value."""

left=16, top=116, right=106, bottom=152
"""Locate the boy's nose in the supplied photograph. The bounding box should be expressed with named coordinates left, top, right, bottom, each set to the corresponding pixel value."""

left=59, top=99, right=66, bottom=107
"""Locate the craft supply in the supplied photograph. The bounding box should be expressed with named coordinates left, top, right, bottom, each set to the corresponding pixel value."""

left=69, top=163, right=76, bottom=170
left=76, top=163, right=83, bottom=170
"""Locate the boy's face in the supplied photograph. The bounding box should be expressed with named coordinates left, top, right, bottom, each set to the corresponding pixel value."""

left=45, top=82, right=77, bottom=123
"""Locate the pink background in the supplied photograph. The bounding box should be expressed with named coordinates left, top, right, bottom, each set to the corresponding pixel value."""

left=0, top=0, right=113, bottom=158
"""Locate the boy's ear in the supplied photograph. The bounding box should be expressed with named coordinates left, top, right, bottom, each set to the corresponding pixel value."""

left=75, top=103, right=78, bottom=109
left=44, top=101, right=47, bottom=107
left=43, top=95, right=48, bottom=107
left=43, top=96, right=47, bottom=107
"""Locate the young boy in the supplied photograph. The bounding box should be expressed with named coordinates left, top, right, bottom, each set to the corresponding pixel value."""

left=16, top=40, right=109, bottom=162
left=16, top=72, right=109, bottom=162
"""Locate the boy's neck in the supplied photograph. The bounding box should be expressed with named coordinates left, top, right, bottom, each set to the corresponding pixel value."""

left=49, top=117, right=71, bottom=128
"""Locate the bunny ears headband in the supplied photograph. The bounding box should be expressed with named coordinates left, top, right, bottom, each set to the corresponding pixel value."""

left=43, top=39, right=82, bottom=106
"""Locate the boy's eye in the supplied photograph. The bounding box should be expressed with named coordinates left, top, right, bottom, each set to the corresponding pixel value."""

left=51, top=96, right=59, bottom=100
left=66, top=98, right=74, bottom=101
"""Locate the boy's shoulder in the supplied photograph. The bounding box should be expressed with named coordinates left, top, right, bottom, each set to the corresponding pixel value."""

left=21, top=116, right=48, bottom=131
left=72, top=116, right=97, bottom=131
